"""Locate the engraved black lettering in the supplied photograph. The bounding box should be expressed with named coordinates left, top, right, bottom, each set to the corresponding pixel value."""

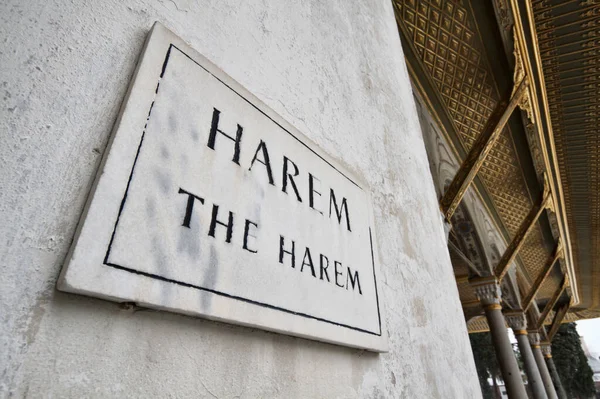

left=249, top=140, right=275, bottom=185
left=334, top=261, right=344, bottom=288
left=207, top=107, right=243, bottom=164
left=319, top=254, right=330, bottom=282
left=208, top=204, right=234, bottom=243
left=308, top=173, right=323, bottom=214
left=279, top=235, right=295, bottom=268
left=300, top=247, right=316, bottom=277
left=243, top=219, right=259, bottom=253
left=282, top=156, right=302, bottom=202
left=178, top=188, right=205, bottom=228
left=346, top=267, right=362, bottom=295
left=329, top=189, right=351, bottom=232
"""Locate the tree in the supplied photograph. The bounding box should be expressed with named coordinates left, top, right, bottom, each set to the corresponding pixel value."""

left=551, top=323, right=596, bottom=398
left=470, top=332, right=500, bottom=399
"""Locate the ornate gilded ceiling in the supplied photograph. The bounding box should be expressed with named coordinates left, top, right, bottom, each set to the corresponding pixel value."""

left=532, top=0, right=600, bottom=312
left=393, top=0, right=554, bottom=291
left=393, top=0, right=600, bottom=329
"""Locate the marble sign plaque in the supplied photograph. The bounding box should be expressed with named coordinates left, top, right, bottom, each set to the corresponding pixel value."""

left=59, top=22, right=386, bottom=352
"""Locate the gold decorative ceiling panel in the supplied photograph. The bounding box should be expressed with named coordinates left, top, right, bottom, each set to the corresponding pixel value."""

left=467, top=308, right=593, bottom=334
left=536, top=273, right=561, bottom=305
left=394, top=0, right=552, bottom=293
left=519, top=230, right=551, bottom=284
left=458, top=280, right=478, bottom=304
left=467, top=316, right=490, bottom=333
left=533, top=0, right=600, bottom=310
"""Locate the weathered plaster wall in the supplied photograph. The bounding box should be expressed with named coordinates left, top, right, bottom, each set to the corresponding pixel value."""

left=0, top=0, right=481, bottom=397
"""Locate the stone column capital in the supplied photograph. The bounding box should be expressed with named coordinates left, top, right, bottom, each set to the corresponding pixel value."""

left=470, top=276, right=502, bottom=307
left=504, top=311, right=527, bottom=331
left=529, top=332, right=541, bottom=347
left=541, top=344, right=552, bottom=358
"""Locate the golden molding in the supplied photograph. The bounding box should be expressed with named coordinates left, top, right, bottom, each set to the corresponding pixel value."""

left=526, top=0, right=598, bottom=308
left=512, top=0, right=579, bottom=304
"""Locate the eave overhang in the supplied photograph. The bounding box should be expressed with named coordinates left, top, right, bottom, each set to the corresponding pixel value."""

left=391, top=0, right=592, bottom=327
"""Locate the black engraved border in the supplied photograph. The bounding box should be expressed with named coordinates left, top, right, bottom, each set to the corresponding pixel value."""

left=103, top=44, right=382, bottom=337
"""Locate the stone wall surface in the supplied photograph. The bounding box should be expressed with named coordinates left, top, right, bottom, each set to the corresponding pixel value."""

left=0, top=0, right=481, bottom=397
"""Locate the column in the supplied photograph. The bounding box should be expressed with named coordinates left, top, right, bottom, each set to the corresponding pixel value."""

left=529, top=333, right=558, bottom=399
left=505, top=312, right=548, bottom=399
left=471, top=277, right=528, bottom=399
left=542, top=344, right=568, bottom=399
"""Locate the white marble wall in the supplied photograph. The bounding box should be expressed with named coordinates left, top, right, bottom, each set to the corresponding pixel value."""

left=0, top=0, right=481, bottom=397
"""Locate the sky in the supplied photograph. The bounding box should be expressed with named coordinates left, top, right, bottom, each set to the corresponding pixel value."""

left=577, top=318, right=600, bottom=356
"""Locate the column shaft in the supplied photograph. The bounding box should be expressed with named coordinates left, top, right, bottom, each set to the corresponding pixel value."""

left=515, top=333, right=547, bottom=399
left=532, top=345, right=558, bottom=399
left=484, top=306, right=528, bottom=399
left=545, top=357, right=567, bottom=399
